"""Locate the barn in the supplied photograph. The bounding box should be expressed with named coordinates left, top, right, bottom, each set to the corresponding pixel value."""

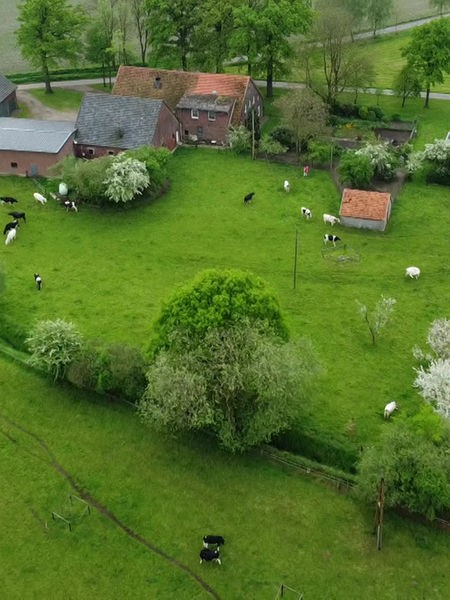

left=0, top=74, right=17, bottom=117
left=74, top=93, right=180, bottom=158
left=339, top=188, right=392, bottom=232
left=0, top=118, right=76, bottom=176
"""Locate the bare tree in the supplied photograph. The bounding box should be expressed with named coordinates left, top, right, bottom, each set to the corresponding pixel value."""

left=131, top=0, right=151, bottom=65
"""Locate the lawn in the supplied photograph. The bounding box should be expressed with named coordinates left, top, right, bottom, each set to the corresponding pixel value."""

left=28, top=88, right=84, bottom=111
left=1, top=148, right=449, bottom=455
left=2, top=354, right=450, bottom=599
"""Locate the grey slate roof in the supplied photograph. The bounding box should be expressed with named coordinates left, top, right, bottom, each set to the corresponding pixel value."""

left=0, top=74, right=17, bottom=102
left=0, top=118, right=76, bottom=153
left=75, top=93, right=165, bottom=148
left=177, top=94, right=235, bottom=113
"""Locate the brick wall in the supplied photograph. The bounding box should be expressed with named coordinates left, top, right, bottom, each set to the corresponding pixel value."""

left=177, top=108, right=230, bottom=144
left=0, top=134, right=75, bottom=176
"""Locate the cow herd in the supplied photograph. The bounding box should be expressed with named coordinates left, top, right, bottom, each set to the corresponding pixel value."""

left=1, top=189, right=78, bottom=289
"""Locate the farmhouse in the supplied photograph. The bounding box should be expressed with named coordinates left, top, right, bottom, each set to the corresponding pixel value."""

left=74, top=93, right=180, bottom=158
left=112, top=66, right=263, bottom=145
left=339, top=188, right=392, bottom=231
left=0, top=74, right=17, bottom=117
left=0, top=118, right=76, bottom=176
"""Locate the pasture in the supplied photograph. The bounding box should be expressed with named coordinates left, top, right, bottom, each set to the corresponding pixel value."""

left=2, top=355, right=450, bottom=599
left=0, top=148, right=449, bottom=454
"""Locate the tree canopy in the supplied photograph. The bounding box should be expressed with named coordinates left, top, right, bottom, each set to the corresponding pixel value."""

left=150, top=268, right=289, bottom=355
left=402, top=19, right=450, bottom=108
left=140, top=322, right=319, bottom=452
left=16, top=0, right=86, bottom=93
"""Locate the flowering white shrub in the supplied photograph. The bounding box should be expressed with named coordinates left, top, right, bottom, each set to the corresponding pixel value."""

left=103, top=155, right=150, bottom=204
left=406, top=151, right=423, bottom=174
left=355, top=142, right=396, bottom=179
left=419, top=138, right=450, bottom=164
left=414, top=359, right=450, bottom=419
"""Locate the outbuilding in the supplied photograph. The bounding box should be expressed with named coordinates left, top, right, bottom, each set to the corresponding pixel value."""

left=74, top=93, right=180, bottom=158
left=0, top=74, right=17, bottom=116
left=0, top=118, right=76, bottom=176
left=339, top=188, right=392, bottom=232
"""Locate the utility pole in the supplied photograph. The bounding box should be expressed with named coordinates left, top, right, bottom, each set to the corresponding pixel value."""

left=293, top=229, right=299, bottom=290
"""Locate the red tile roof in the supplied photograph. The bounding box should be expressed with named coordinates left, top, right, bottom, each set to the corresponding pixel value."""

left=113, top=66, right=253, bottom=127
left=340, top=188, right=391, bottom=221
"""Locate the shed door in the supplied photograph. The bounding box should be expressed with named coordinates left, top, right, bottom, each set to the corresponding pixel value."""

left=30, top=164, right=39, bottom=176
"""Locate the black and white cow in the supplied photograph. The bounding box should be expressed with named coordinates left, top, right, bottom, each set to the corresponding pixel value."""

left=323, top=234, right=341, bottom=247
left=0, top=197, right=18, bottom=205
left=301, top=207, right=312, bottom=219
left=203, top=535, right=225, bottom=548
left=200, top=548, right=221, bottom=565
left=3, top=220, right=19, bottom=235
left=34, top=273, right=43, bottom=291
left=8, top=211, right=26, bottom=223
left=244, top=192, right=255, bottom=204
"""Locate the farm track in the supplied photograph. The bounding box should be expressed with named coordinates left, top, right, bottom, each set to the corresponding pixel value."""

left=0, top=410, right=222, bottom=600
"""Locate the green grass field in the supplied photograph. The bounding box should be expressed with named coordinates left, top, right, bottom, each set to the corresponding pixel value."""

left=27, top=88, right=84, bottom=111
left=1, top=147, right=449, bottom=453
left=2, top=355, right=450, bottom=599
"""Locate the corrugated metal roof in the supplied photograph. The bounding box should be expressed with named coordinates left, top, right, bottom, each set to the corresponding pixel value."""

left=0, top=74, right=17, bottom=103
left=0, top=118, right=76, bottom=153
left=340, top=188, right=391, bottom=221
left=75, top=93, right=163, bottom=148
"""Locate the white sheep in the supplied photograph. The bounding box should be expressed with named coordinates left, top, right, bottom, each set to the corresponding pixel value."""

left=323, top=213, right=340, bottom=226
left=5, top=228, right=17, bottom=245
left=284, top=180, right=290, bottom=193
left=34, top=192, right=47, bottom=205
left=405, top=266, right=420, bottom=279
left=384, top=401, right=397, bottom=419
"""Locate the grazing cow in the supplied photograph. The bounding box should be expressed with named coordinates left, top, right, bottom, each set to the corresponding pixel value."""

left=0, top=196, right=18, bottom=204
left=284, top=180, right=290, bottom=192
left=64, top=200, right=78, bottom=212
left=301, top=207, right=312, bottom=219
left=200, top=548, right=221, bottom=565
left=203, top=535, right=225, bottom=548
left=323, top=213, right=340, bottom=226
left=34, top=273, right=43, bottom=291
left=5, top=228, right=17, bottom=245
left=405, top=266, right=420, bottom=279
left=244, top=192, right=255, bottom=204
left=324, top=234, right=341, bottom=247
left=33, top=192, right=47, bottom=205
left=384, top=401, right=397, bottom=419
left=3, top=220, right=19, bottom=235
left=8, top=211, right=26, bottom=223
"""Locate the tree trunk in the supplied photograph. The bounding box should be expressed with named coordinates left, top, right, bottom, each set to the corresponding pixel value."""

left=41, top=54, right=52, bottom=94
left=266, top=55, right=273, bottom=99
left=401, top=94, right=406, bottom=108
left=424, top=84, right=430, bottom=108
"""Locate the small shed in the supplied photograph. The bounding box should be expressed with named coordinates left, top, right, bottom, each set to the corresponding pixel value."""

left=0, top=74, right=17, bottom=116
left=0, top=118, right=76, bottom=176
left=339, top=188, right=392, bottom=232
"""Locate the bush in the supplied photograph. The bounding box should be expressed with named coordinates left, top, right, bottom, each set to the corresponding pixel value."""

left=269, top=126, right=296, bottom=151
left=338, top=151, right=374, bottom=188
left=358, top=106, right=369, bottom=120
left=331, top=103, right=360, bottom=119
left=103, top=155, right=150, bottom=204
left=124, top=146, right=171, bottom=196
left=51, top=155, right=113, bottom=205
left=367, top=105, right=385, bottom=120
left=391, top=114, right=402, bottom=122
left=95, top=344, right=147, bottom=402
left=26, top=319, right=83, bottom=381
left=306, top=140, right=341, bottom=168
left=227, top=125, right=251, bottom=154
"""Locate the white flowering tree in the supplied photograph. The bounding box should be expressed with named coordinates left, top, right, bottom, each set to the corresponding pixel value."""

left=103, top=155, right=150, bottom=204
left=414, top=318, right=450, bottom=419
left=26, top=319, right=83, bottom=381
left=355, top=141, right=397, bottom=180
left=407, top=138, right=450, bottom=183
left=356, top=295, right=396, bottom=345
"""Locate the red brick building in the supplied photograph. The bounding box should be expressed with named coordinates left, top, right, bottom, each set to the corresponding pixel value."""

left=113, top=66, right=264, bottom=145
left=0, top=118, right=76, bottom=176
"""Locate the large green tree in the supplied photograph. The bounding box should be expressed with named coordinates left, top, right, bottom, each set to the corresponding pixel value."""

left=16, top=0, right=86, bottom=93
left=231, top=0, right=312, bottom=98
left=191, top=0, right=237, bottom=72
left=146, top=0, right=201, bottom=70
left=276, top=88, right=329, bottom=154
left=140, top=322, right=319, bottom=452
left=149, top=269, right=289, bottom=355
left=430, top=0, right=450, bottom=16
left=402, top=19, right=450, bottom=108
left=366, top=0, right=393, bottom=37
left=393, top=63, right=422, bottom=108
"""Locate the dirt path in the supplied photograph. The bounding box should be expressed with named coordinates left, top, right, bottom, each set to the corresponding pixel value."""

left=16, top=89, right=79, bottom=121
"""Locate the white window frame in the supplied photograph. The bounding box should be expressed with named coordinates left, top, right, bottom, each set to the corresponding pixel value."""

left=208, top=111, right=216, bottom=121
left=191, top=108, right=199, bottom=120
